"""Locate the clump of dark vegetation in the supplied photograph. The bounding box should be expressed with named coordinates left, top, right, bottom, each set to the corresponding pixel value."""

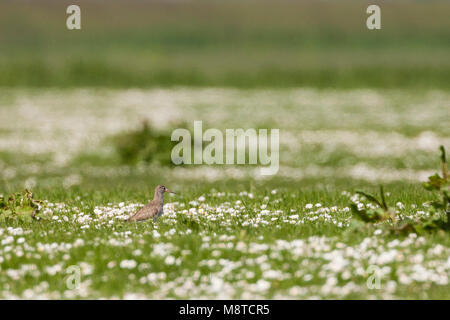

left=110, top=120, right=188, bottom=166
left=350, top=186, right=396, bottom=223
left=0, top=190, right=44, bottom=222
left=350, top=146, right=449, bottom=235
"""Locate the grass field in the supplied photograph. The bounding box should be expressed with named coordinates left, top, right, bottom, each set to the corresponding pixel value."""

left=0, top=88, right=449, bottom=299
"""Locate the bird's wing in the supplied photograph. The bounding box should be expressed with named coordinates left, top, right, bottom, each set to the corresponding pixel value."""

left=128, top=203, right=159, bottom=221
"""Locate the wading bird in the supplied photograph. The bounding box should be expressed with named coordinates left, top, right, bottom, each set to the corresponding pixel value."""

left=127, top=185, right=175, bottom=222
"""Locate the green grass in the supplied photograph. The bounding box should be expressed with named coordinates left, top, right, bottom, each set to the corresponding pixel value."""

left=0, top=87, right=449, bottom=299
left=1, top=184, right=449, bottom=299
left=1, top=1, right=450, bottom=88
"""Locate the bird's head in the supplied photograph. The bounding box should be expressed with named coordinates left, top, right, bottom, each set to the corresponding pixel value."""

left=155, top=185, right=175, bottom=196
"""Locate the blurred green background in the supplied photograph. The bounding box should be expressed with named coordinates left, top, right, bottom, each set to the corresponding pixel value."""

left=1, top=0, right=450, bottom=88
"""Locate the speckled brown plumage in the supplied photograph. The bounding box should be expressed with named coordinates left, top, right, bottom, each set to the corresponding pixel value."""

left=127, top=185, right=174, bottom=222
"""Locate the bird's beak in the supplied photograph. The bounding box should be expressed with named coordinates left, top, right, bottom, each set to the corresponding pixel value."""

left=165, top=189, right=176, bottom=194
